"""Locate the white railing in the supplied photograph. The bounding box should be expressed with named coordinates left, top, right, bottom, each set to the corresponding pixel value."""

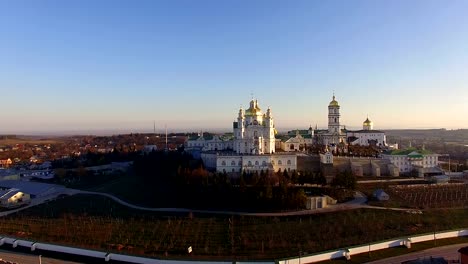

left=1, top=229, right=467, bottom=264
left=277, top=229, right=468, bottom=264
left=0, top=235, right=274, bottom=264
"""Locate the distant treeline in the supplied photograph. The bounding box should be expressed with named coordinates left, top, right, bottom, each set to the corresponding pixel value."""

left=385, top=128, right=468, bottom=141
left=0, top=135, right=17, bottom=139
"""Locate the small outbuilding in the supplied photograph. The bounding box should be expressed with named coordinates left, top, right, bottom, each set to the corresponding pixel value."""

left=429, top=175, right=450, bottom=184
left=306, top=195, right=337, bottom=209
left=0, top=188, right=31, bottom=208
left=373, top=189, right=390, bottom=201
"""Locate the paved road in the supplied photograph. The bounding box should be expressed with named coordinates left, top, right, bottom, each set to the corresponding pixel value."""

left=0, top=249, right=83, bottom=264
left=78, top=189, right=374, bottom=216
left=364, top=243, right=468, bottom=264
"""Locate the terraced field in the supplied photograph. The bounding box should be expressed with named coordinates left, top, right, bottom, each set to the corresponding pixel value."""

left=388, top=183, right=468, bottom=209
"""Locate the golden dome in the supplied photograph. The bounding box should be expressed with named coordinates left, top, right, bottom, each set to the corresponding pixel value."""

left=363, top=117, right=372, bottom=125
left=329, top=95, right=339, bottom=107
left=245, top=99, right=262, bottom=116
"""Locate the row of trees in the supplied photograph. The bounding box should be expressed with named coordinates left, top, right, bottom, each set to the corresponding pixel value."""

left=131, top=150, right=357, bottom=210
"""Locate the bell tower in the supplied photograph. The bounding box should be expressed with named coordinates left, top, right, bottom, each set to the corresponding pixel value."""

left=328, top=94, right=341, bottom=134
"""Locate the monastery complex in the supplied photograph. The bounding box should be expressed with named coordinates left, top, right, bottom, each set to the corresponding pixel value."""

left=186, top=95, right=441, bottom=177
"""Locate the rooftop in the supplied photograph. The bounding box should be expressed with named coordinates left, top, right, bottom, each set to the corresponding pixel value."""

left=350, top=129, right=385, bottom=133
left=387, top=147, right=433, bottom=156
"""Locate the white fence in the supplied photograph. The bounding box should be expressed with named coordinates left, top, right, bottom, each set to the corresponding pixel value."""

left=0, top=235, right=274, bottom=264
left=277, top=229, right=468, bottom=264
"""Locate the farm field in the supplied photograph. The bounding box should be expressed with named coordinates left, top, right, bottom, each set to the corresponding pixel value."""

left=388, top=183, right=468, bottom=209
left=0, top=136, right=63, bottom=146
left=359, top=182, right=468, bottom=209
left=1, top=195, right=468, bottom=260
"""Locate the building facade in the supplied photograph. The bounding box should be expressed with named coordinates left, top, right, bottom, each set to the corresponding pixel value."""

left=280, top=129, right=314, bottom=152
left=346, top=117, right=387, bottom=147
left=382, top=149, right=440, bottom=175
left=202, top=152, right=297, bottom=174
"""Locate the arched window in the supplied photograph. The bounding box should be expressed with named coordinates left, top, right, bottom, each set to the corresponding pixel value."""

left=278, top=160, right=282, bottom=165
left=287, top=160, right=291, bottom=165
left=255, top=161, right=259, bottom=165
left=290, top=144, right=294, bottom=150
left=231, top=160, right=235, bottom=166
left=262, top=161, right=267, bottom=166
left=271, top=160, right=275, bottom=165
left=248, top=161, right=252, bottom=166
left=221, top=161, right=226, bottom=166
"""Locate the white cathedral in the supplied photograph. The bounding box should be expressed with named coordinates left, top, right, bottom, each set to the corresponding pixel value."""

left=187, top=98, right=296, bottom=174
left=233, top=99, right=276, bottom=154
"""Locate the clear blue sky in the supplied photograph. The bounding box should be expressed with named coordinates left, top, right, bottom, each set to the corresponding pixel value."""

left=1, top=0, right=467, bottom=134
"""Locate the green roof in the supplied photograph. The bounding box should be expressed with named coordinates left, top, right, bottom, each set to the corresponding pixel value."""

left=389, top=147, right=432, bottom=155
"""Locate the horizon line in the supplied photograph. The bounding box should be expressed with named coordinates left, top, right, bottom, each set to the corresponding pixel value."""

left=1, top=127, right=467, bottom=137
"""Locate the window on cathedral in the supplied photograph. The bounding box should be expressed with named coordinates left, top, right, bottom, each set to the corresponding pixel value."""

left=221, top=161, right=226, bottom=166
left=231, top=161, right=235, bottom=166
left=287, top=160, right=291, bottom=165
left=255, top=161, right=259, bottom=165
left=271, top=160, right=275, bottom=165
left=278, top=160, right=282, bottom=165
left=262, top=161, right=266, bottom=166
left=248, top=161, right=252, bottom=166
